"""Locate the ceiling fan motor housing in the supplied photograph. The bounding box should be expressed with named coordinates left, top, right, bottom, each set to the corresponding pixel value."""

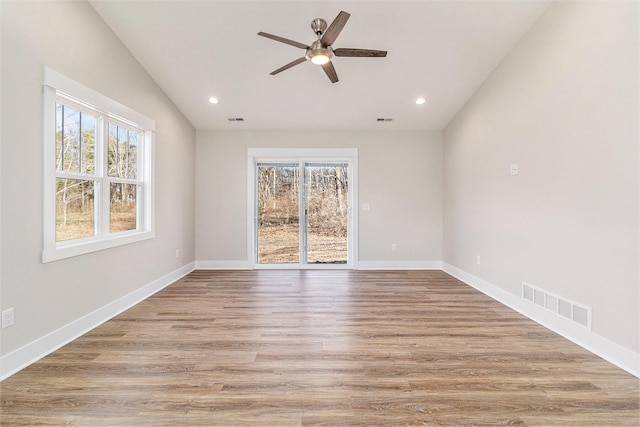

left=311, top=18, right=327, bottom=36
left=306, top=40, right=334, bottom=63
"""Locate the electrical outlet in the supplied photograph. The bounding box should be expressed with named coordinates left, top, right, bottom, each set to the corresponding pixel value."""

left=391, top=243, right=397, bottom=251
left=175, top=249, right=180, bottom=258
left=362, top=203, right=370, bottom=211
left=476, top=255, right=481, bottom=265
left=510, top=163, right=519, bottom=175
left=2, top=308, right=15, bottom=329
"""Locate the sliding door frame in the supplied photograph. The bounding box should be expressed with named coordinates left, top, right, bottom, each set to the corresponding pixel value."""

left=247, top=148, right=358, bottom=269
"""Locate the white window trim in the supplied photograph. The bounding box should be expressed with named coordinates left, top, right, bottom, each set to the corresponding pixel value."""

left=247, top=148, right=358, bottom=270
left=42, top=67, right=155, bottom=263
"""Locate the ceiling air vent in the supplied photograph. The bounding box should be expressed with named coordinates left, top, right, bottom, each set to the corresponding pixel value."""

left=228, top=117, right=245, bottom=122
left=376, top=118, right=393, bottom=122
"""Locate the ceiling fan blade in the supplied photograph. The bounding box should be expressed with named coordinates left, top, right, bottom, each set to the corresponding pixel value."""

left=270, top=57, right=307, bottom=75
left=321, top=11, right=350, bottom=46
left=258, top=32, right=309, bottom=50
left=321, top=61, right=339, bottom=83
left=334, top=48, right=387, bottom=58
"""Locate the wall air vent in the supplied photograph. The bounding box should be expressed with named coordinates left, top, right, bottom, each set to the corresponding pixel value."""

left=228, top=117, right=244, bottom=122
left=376, top=118, right=393, bottom=122
left=522, top=282, right=591, bottom=329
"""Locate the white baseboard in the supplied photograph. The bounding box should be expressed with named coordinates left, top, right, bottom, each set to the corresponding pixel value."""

left=195, top=260, right=252, bottom=270
left=358, top=260, right=443, bottom=270
left=442, top=262, right=640, bottom=378
left=0, top=262, right=195, bottom=381
left=195, top=260, right=443, bottom=271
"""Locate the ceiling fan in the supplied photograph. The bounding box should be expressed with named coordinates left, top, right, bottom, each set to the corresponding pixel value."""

left=258, top=10, right=387, bottom=83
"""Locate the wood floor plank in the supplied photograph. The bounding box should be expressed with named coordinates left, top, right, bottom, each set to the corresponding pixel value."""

left=1, top=270, right=638, bottom=426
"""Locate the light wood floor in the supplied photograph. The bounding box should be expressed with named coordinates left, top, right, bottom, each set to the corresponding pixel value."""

left=1, top=270, right=638, bottom=426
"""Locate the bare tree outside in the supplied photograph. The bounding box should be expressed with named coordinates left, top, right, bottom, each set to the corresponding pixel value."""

left=108, top=124, right=139, bottom=233
left=306, top=164, right=348, bottom=264
left=55, top=104, right=97, bottom=241
left=55, top=102, right=140, bottom=241
left=257, top=163, right=348, bottom=264
left=257, top=164, right=300, bottom=263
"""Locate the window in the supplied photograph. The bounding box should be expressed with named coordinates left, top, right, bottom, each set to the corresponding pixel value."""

left=43, top=67, right=155, bottom=262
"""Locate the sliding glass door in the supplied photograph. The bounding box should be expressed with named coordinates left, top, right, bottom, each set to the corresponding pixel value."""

left=304, top=163, right=348, bottom=264
left=256, top=163, right=300, bottom=264
left=256, top=161, right=349, bottom=266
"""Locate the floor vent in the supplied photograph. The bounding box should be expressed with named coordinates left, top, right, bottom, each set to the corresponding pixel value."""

left=376, top=118, right=393, bottom=122
left=522, top=282, right=591, bottom=330
left=228, top=117, right=244, bottom=122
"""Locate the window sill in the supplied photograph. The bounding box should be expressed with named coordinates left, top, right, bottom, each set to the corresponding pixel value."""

left=42, top=230, right=155, bottom=263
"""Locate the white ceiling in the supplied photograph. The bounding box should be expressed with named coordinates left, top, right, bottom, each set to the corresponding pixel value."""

left=90, top=1, right=550, bottom=131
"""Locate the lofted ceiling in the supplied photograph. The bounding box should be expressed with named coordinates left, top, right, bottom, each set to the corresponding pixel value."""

left=90, top=1, right=550, bottom=131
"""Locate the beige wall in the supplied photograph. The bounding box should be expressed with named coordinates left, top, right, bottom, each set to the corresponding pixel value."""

left=443, top=1, right=639, bottom=352
left=196, top=130, right=443, bottom=266
left=0, top=1, right=196, bottom=356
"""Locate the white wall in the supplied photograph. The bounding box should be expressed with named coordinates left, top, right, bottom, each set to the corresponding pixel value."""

left=196, top=130, right=442, bottom=268
left=0, top=1, right=196, bottom=370
left=443, top=0, right=639, bottom=360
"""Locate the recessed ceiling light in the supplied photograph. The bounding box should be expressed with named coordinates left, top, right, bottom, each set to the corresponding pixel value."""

left=415, top=97, right=426, bottom=105
left=208, top=97, right=219, bottom=104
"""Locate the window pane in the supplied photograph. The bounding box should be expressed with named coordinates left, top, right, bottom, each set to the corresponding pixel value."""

left=257, top=164, right=299, bottom=264
left=55, top=103, right=96, bottom=174
left=80, top=113, right=96, bottom=175
left=108, top=123, right=118, bottom=176
left=56, top=178, right=95, bottom=242
left=108, top=124, right=139, bottom=179
left=306, top=164, right=348, bottom=264
left=63, top=106, right=80, bottom=172
left=55, top=104, right=63, bottom=170
left=110, top=183, right=137, bottom=233
left=118, top=126, right=127, bottom=178
left=127, top=132, right=138, bottom=179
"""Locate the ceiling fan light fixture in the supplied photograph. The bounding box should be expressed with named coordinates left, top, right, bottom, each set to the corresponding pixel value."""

left=306, top=39, right=333, bottom=65
left=311, top=52, right=331, bottom=65
left=306, top=44, right=334, bottom=65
